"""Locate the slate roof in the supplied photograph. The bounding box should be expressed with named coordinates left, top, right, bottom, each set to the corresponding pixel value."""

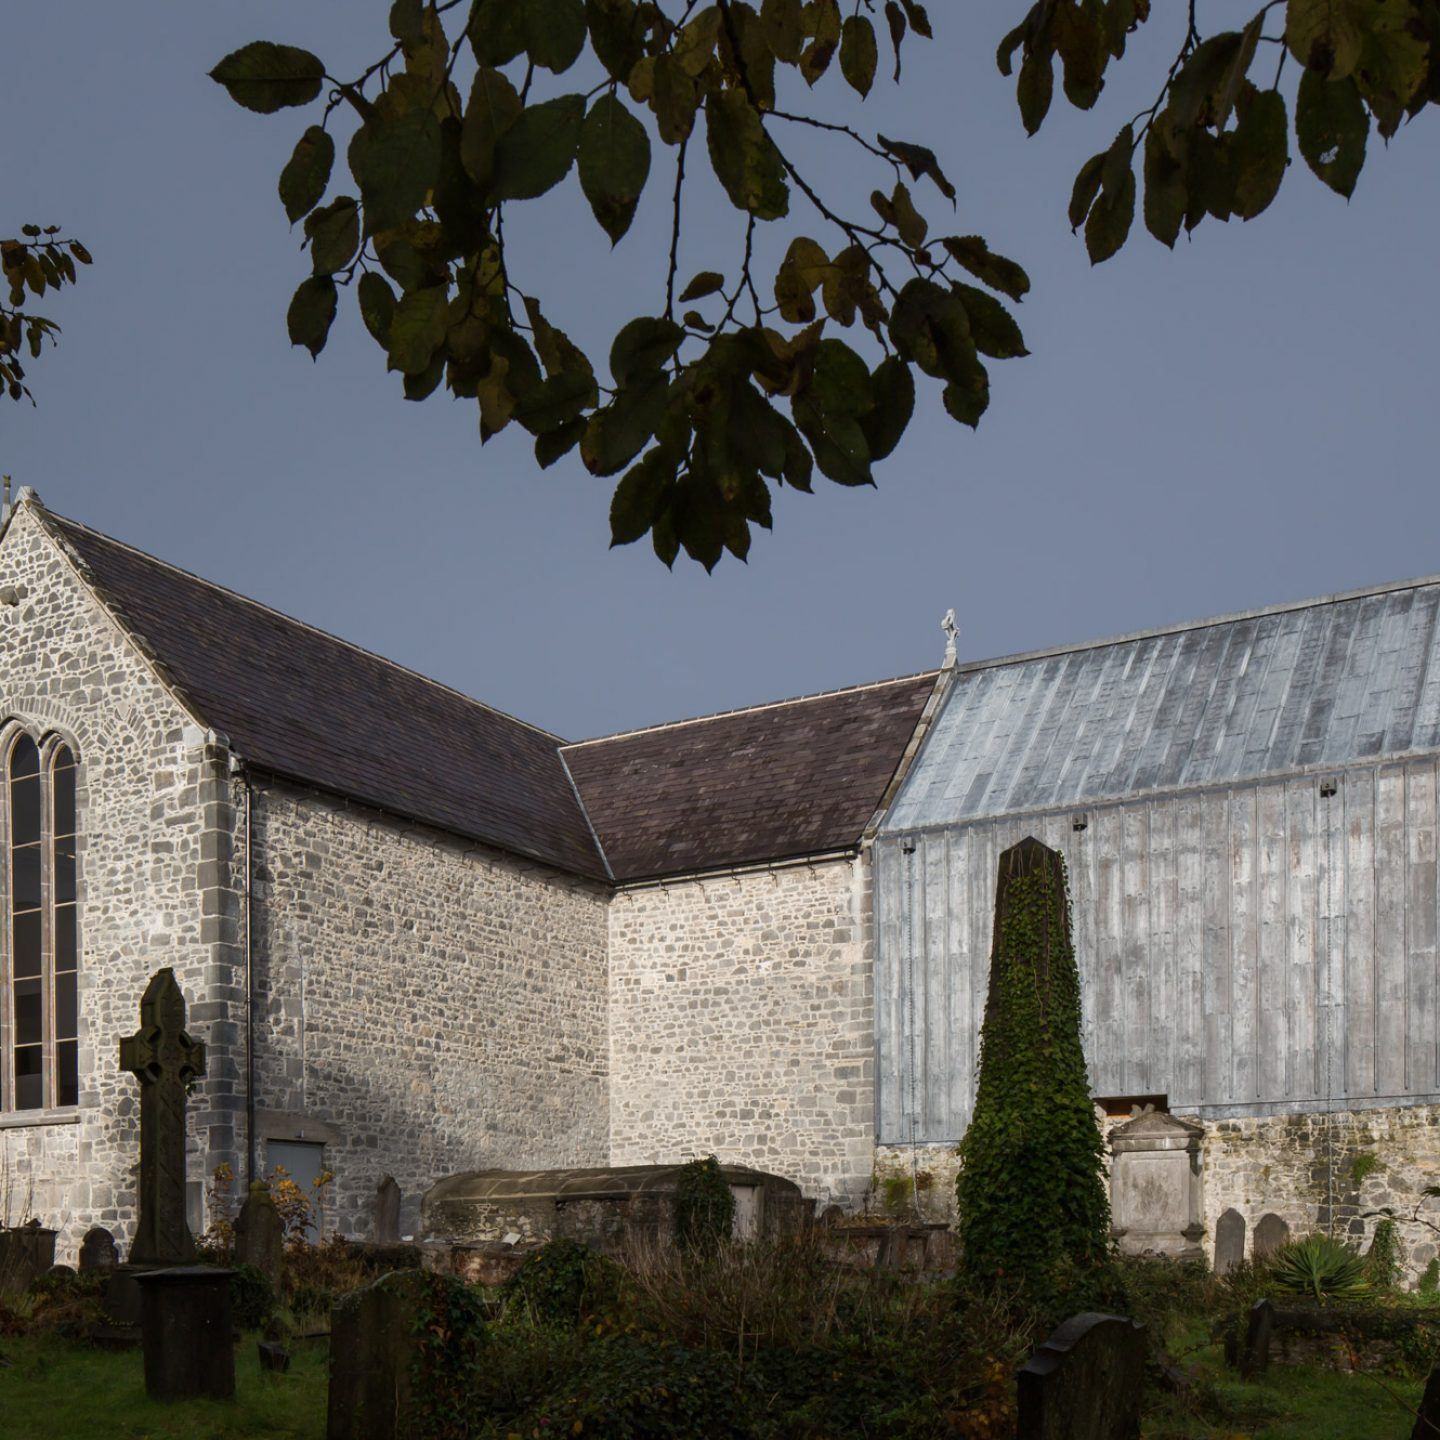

left=42, top=508, right=609, bottom=880
left=31, top=501, right=936, bottom=884
left=563, top=674, right=939, bottom=883
left=883, top=573, right=1440, bottom=832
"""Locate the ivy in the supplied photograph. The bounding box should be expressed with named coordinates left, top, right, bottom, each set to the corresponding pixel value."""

left=408, top=1270, right=489, bottom=1440
left=954, top=837, right=1110, bottom=1310
left=673, top=1155, right=736, bottom=1253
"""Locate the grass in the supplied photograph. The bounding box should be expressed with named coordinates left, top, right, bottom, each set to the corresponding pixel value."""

left=0, top=1333, right=327, bottom=1440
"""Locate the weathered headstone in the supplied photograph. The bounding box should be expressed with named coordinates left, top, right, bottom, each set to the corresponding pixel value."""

left=258, top=1339, right=292, bottom=1374
left=79, top=1226, right=119, bottom=1272
left=1016, top=1312, right=1146, bottom=1440
left=1214, top=1208, right=1246, bottom=1276
left=118, top=968, right=207, bottom=1266
left=0, top=1221, right=57, bottom=1295
left=374, top=1175, right=401, bottom=1244
left=1413, top=1361, right=1440, bottom=1438
left=1254, top=1213, right=1290, bottom=1260
left=1240, top=1298, right=1274, bottom=1380
left=327, top=1271, right=427, bottom=1440
left=135, top=1265, right=236, bottom=1401
left=235, top=1181, right=285, bottom=1284
left=1108, top=1110, right=1206, bottom=1260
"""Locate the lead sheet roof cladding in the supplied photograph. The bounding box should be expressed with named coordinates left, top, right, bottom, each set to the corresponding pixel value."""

left=881, top=578, right=1440, bottom=833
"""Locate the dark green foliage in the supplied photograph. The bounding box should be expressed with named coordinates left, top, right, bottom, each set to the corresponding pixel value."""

left=502, top=1237, right=623, bottom=1327
left=673, top=1154, right=736, bottom=1253
left=1367, top=1218, right=1402, bottom=1290
left=1273, top=1233, right=1370, bottom=1304
left=1, top=229, right=91, bottom=404
left=409, top=1270, right=490, bottom=1440
left=229, top=1263, right=276, bottom=1330
left=1421, top=1258, right=1440, bottom=1294
left=955, top=837, right=1110, bottom=1309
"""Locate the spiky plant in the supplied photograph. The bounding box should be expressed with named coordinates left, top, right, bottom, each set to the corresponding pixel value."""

left=1272, top=1234, right=1370, bottom=1304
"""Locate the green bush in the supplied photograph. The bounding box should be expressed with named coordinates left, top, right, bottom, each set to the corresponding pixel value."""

left=674, top=1155, right=736, bottom=1254
left=229, top=1263, right=276, bottom=1330
left=1367, top=1218, right=1402, bottom=1290
left=955, top=838, right=1110, bottom=1310
left=1273, top=1234, right=1370, bottom=1304
left=502, top=1238, right=623, bottom=1328
left=410, top=1271, right=489, bottom=1440
left=1421, top=1258, right=1440, bottom=1294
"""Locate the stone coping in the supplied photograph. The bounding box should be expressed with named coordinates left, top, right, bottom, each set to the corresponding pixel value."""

left=425, top=1163, right=797, bottom=1204
left=0, top=1105, right=83, bottom=1130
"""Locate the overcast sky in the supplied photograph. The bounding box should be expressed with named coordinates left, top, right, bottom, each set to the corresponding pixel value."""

left=5, top=3, right=1437, bottom=740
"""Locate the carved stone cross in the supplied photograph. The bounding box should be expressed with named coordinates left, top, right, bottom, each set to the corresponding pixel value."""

left=119, top=968, right=206, bottom=1266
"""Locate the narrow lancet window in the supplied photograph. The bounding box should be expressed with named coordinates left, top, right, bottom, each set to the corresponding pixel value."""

left=10, top=735, right=42, bottom=1108
left=52, top=744, right=78, bottom=1106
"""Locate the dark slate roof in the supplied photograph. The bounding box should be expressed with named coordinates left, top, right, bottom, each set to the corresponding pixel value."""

left=563, top=673, right=938, bottom=883
left=884, top=572, right=1440, bottom=831
left=43, top=507, right=609, bottom=880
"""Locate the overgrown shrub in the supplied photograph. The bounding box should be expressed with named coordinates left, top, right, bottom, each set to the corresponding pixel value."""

left=955, top=838, right=1110, bottom=1310
left=284, top=1234, right=371, bottom=1321
left=410, top=1270, right=489, bottom=1440
left=1273, top=1233, right=1369, bottom=1304
left=1367, top=1218, right=1402, bottom=1290
left=1421, top=1258, right=1440, bottom=1294
left=502, top=1238, right=624, bottom=1329
left=673, top=1155, right=736, bottom=1254
left=229, top=1262, right=276, bottom=1330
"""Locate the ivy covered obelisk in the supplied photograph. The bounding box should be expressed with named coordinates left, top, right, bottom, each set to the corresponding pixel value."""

left=956, top=837, right=1109, bottom=1303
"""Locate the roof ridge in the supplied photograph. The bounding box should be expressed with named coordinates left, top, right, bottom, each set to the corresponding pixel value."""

left=563, top=670, right=940, bottom=748
left=954, top=569, right=1440, bottom=677
left=42, top=505, right=572, bottom=746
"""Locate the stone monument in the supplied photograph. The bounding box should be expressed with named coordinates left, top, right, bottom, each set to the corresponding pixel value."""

left=1213, top=1208, right=1246, bottom=1276
left=1107, top=1108, right=1205, bottom=1261
left=234, top=1181, right=285, bottom=1284
left=1016, top=1312, right=1147, bottom=1440
left=135, top=1264, right=236, bottom=1401
left=118, top=968, right=207, bottom=1267
left=374, top=1175, right=401, bottom=1244
left=1254, top=1213, right=1290, bottom=1260
left=79, top=1226, right=119, bottom=1272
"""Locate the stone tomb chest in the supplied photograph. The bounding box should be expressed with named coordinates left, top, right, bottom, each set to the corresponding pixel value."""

left=1108, top=1109, right=1205, bottom=1261
left=421, top=1163, right=808, bottom=1256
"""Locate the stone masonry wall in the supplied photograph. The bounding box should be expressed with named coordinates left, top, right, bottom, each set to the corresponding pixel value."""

left=608, top=857, right=874, bottom=1206
left=0, top=503, right=236, bottom=1262
left=249, top=780, right=610, bottom=1238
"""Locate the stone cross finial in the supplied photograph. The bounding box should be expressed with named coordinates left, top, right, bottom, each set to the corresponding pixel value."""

left=941, top=609, right=959, bottom=668
left=119, top=968, right=206, bottom=1266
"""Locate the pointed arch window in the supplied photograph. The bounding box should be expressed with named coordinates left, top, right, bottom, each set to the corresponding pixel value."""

left=5, top=734, right=79, bottom=1112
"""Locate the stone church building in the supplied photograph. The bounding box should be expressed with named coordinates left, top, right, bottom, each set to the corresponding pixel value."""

left=2, top=490, right=1438, bottom=1273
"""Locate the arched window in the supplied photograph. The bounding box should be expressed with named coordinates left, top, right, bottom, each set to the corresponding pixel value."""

left=4, top=733, right=79, bottom=1112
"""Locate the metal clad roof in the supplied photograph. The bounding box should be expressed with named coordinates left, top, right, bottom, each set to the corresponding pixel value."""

left=883, top=578, right=1440, bottom=832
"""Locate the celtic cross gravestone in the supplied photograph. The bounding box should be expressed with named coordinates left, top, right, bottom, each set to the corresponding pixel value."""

left=119, top=968, right=206, bottom=1266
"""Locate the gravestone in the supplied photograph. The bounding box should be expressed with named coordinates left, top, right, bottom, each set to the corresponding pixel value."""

left=135, top=1265, right=236, bottom=1401
left=374, top=1175, right=401, bottom=1244
left=118, top=968, right=207, bottom=1266
left=235, top=1181, right=285, bottom=1284
left=1254, top=1213, right=1290, bottom=1260
left=258, top=1339, right=292, bottom=1374
left=1240, top=1298, right=1274, bottom=1380
left=1413, top=1362, right=1440, bottom=1439
left=327, top=1271, right=427, bottom=1440
left=1108, top=1109, right=1206, bottom=1260
left=0, top=1221, right=57, bottom=1295
left=79, top=1226, right=119, bottom=1272
left=1213, top=1209, right=1246, bottom=1276
left=1016, top=1312, right=1146, bottom=1440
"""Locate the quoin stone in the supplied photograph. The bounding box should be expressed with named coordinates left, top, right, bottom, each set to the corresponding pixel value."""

left=1213, top=1208, right=1246, bottom=1276
left=1016, top=1312, right=1146, bottom=1440
left=119, top=969, right=206, bottom=1266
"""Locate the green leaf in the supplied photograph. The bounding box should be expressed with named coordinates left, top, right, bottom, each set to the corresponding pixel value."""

left=943, top=372, right=989, bottom=428
left=860, top=356, right=914, bottom=462
left=760, top=0, right=805, bottom=62
left=349, top=109, right=443, bottom=236
left=493, top=95, right=585, bottom=201
left=876, top=135, right=956, bottom=202
left=793, top=397, right=872, bottom=486
left=953, top=284, right=1027, bottom=359
left=610, top=451, right=673, bottom=545
left=587, top=0, right=645, bottom=79
left=469, top=0, right=526, bottom=65
left=704, top=90, right=789, bottom=220
left=1068, top=152, right=1105, bottom=230
left=1287, top=0, right=1365, bottom=79
left=578, top=94, right=652, bottom=245
left=211, top=41, right=326, bottom=114
left=535, top=416, right=587, bottom=468
left=390, top=0, right=425, bottom=43
left=582, top=372, right=670, bottom=475
left=941, top=236, right=1030, bottom=302
left=1084, top=127, right=1135, bottom=264
left=810, top=338, right=873, bottom=417
left=304, top=197, right=360, bottom=275
left=1017, top=50, right=1053, bottom=135
left=841, top=15, right=879, bottom=97
left=461, top=67, right=523, bottom=194
left=387, top=284, right=450, bottom=375
left=679, top=271, right=725, bottom=303
left=1230, top=85, right=1288, bottom=220
left=1142, top=123, right=1186, bottom=248
left=358, top=271, right=398, bottom=348
left=610, top=317, right=684, bottom=385
left=279, top=126, right=335, bottom=224
left=513, top=369, right=598, bottom=435
left=287, top=276, right=337, bottom=358
left=524, top=0, right=587, bottom=72
left=1296, top=70, right=1368, bottom=196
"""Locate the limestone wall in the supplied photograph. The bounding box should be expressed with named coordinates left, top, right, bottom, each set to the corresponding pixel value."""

left=607, top=857, right=874, bottom=1206
left=0, top=505, right=236, bottom=1262
left=248, top=781, right=610, bottom=1237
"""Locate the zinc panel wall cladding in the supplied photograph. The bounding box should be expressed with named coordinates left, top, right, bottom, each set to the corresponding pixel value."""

left=876, top=577, right=1440, bottom=1144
